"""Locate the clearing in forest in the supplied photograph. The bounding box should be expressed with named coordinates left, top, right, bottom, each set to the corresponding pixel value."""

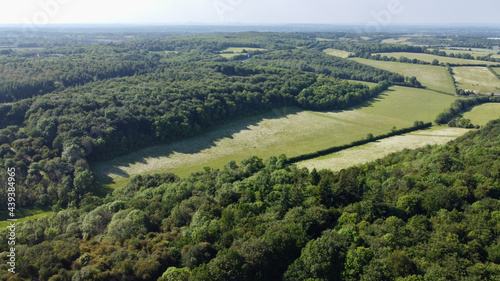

left=219, top=47, right=267, bottom=58
left=452, top=66, right=500, bottom=94
left=297, top=127, right=471, bottom=172
left=350, top=58, right=456, bottom=94
left=323, top=48, right=353, bottom=58
left=93, top=86, right=456, bottom=188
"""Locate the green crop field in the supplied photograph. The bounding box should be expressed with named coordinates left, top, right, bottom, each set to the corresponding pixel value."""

left=350, top=58, right=456, bottom=94
left=452, top=66, right=500, bottom=94
left=297, top=127, right=471, bottom=172
left=381, top=37, right=410, bottom=44
left=492, top=67, right=500, bottom=76
left=463, top=103, right=500, bottom=126
left=93, top=86, right=456, bottom=188
left=323, top=48, right=353, bottom=58
left=436, top=49, right=497, bottom=58
left=374, top=52, right=498, bottom=65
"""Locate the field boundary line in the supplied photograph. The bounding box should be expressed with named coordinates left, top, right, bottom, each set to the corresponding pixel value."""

left=287, top=122, right=432, bottom=163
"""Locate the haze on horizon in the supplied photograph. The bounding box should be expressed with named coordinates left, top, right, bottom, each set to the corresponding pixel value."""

left=0, top=0, right=499, bottom=28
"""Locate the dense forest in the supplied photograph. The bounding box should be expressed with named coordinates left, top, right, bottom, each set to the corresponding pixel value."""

left=1, top=118, right=499, bottom=280
left=0, top=32, right=410, bottom=209
left=1, top=29, right=500, bottom=280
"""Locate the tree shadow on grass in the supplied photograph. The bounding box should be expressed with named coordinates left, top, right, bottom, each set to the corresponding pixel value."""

left=91, top=106, right=302, bottom=187
left=90, top=92, right=392, bottom=189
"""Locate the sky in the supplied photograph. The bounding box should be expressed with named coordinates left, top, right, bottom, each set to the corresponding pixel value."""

left=0, top=0, right=499, bottom=27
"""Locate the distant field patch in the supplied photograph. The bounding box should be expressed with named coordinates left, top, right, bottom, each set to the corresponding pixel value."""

left=345, top=80, right=378, bottom=87
left=297, top=127, right=470, bottom=172
left=463, top=103, right=500, bottom=126
left=351, top=58, right=456, bottom=94
left=439, top=48, right=497, bottom=58
left=219, top=47, right=266, bottom=58
left=323, top=48, right=353, bottom=58
left=452, top=66, right=500, bottom=94
left=492, top=67, right=500, bottom=76
left=374, top=52, right=498, bottom=65
left=381, top=37, right=410, bottom=44
left=93, top=86, right=456, bottom=188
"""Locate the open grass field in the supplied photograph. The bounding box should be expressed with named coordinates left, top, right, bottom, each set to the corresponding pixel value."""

left=0, top=208, right=54, bottom=228
left=463, top=103, right=500, bottom=127
left=297, top=127, right=471, bottom=172
left=323, top=48, right=353, bottom=58
left=438, top=48, right=497, bottom=58
left=350, top=58, right=456, bottom=94
left=93, top=86, right=456, bottom=188
left=373, top=52, right=499, bottom=66
left=452, top=66, right=500, bottom=94
left=219, top=47, right=266, bottom=58
left=492, top=67, right=500, bottom=76
left=381, top=37, right=410, bottom=44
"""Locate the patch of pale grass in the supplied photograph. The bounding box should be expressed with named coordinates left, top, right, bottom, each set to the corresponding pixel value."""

left=452, top=66, right=500, bottom=94
left=374, top=52, right=498, bottom=66
left=323, top=48, right=353, bottom=58
left=297, top=127, right=471, bottom=172
left=92, top=86, right=456, bottom=187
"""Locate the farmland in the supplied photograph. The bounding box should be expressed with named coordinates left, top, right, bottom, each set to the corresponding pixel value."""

left=374, top=52, right=499, bottom=65
left=323, top=48, right=353, bottom=58
left=4, top=27, right=500, bottom=281
left=381, top=37, right=410, bottom=44
left=93, top=86, right=456, bottom=187
left=350, top=58, right=456, bottom=94
left=452, top=66, right=500, bottom=94
left=297, top=127, right=471, bottom=172
left=438, top=48, right=497, bottom=58
left=219, top=47, right=267, bottom=58
left=463, top=103, right=500, bottom=126
left=492, top=67, right=500, bottom=76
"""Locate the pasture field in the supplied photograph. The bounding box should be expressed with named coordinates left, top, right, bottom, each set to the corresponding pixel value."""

left=374, top=52, right=499, bottom=66
left=463, top=103, right=500, bottom=126
left=323, top=48, right=353, bottom=58
left=350, top=58, right=456, bottom=94
left=219, top=47, right=266, bottom=58
left=93, top=86, right=456, bottom=188
left=297, top=127, right=471, bottom=172
left=0, top=208, right=54, bottom=229
left=437, top=48, right=497, bottom=58
left=492, top=67, right=500, bottom=76
left=452, top=66, right=500, bottom=94
left=381, top=37, right=410, bottom=44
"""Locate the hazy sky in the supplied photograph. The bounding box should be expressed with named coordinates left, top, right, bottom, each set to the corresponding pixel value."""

left=1, top=0, right=499, bottom=26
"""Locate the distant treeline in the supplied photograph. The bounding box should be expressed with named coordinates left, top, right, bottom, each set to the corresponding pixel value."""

left=0, top=38, right=402, bottom=209
left=435, top=96, right=500, bottom=126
